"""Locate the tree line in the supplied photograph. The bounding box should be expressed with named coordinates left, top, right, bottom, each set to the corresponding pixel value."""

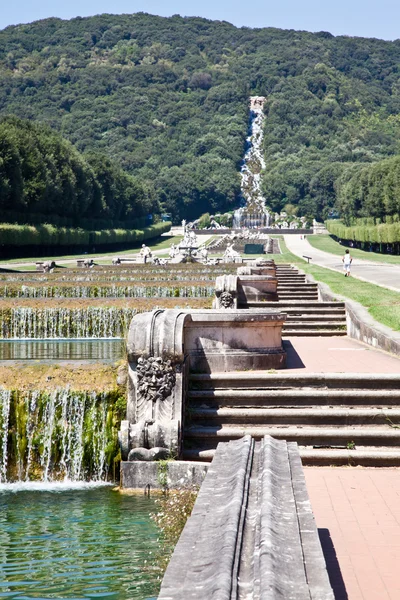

left=2, top=14, right=400, bottom=220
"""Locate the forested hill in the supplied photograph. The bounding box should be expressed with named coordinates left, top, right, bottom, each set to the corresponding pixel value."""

left=2, top=13, right=400, bottom=221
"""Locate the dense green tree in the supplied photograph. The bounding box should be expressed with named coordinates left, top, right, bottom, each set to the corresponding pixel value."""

left=0, top=117, right=156, bottom=225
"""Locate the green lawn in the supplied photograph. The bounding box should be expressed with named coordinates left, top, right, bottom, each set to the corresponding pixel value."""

left=308, top=235, right=400, bottom=265
left=0, top=235, right=183, bottom=265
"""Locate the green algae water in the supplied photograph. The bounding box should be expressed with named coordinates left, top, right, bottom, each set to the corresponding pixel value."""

left=0, top=484, right=160, bottom=599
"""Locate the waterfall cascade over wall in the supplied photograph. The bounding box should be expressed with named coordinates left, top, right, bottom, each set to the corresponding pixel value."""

left=0, top=284, right=215, bottom=299
left=0, top=307, right=136, bottom=339
left=233, top=96, right=270, bottom=229
left=0, top=387, right=121, bottom=483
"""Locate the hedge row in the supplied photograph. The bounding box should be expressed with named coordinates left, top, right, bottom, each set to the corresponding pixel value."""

left=0, top=221, right=171, bottom=247
left=327, top=219, right=400, bottom=244
left=0, top=210, right=158, bottom=231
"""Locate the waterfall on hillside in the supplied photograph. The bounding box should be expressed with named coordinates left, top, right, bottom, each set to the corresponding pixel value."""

left=0, top=388, right=114, bottom=483
left=235, top=96, right=270, bottom=229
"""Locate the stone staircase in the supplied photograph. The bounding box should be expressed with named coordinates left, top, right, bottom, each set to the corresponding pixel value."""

left=183, top=372, right=400, bottom=466
left=245, top=263, right=347, bottom=336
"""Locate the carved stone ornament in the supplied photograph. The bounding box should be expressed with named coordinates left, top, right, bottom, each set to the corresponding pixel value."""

left=219, top=291, right=234, bottom=309
left=136, top=356, right=176, bottom=405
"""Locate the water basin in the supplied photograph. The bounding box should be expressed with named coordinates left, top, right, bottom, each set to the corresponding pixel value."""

left=0, top=485, right=160, bottom=599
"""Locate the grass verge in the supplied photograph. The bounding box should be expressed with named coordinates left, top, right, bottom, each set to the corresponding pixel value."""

left=0, top=363, right=119, bottom=391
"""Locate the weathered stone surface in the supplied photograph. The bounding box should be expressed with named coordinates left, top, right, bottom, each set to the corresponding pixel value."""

left=158, top=435, right=334, bottom=600
left=212, top=275, right=238, bottom=309
left=186, top=309, right=286, bottom=372
left=120, top=308, right=286, bottom=461
left=213, top=273, right=278, bottom=307
left=237, top=275, right=278, bottom=304
left=121, top=460, right=209, bottom=490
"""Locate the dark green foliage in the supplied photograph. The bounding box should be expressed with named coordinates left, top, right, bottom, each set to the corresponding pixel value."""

left=0, top=220, right=171, bottom=247
left=0, top=117, right=157, bottom=225
left=2, top=14, right=400, bottom=219
left=327, top=218, right=400, bottom=244
left=336, top=156, right=400, bottom=222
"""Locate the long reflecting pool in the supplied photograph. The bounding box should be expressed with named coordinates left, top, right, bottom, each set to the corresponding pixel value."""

left=0, top=339, right=125, bottom=361
left=0, top=484, right=160, bottom=599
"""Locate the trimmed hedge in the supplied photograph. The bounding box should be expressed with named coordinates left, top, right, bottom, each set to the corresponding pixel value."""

left=326, top=219, right=400, bottom=244
left=0, top=221, right=171, bottom=247
left=0, top=210, right=157, bottom=231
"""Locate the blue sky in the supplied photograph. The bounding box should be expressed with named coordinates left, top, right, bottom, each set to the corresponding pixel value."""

left=1, top=0, right=399, bottom=40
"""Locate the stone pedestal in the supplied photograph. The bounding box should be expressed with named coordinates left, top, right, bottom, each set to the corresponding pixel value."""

left=237, top=275, right=278, bottom=303
left=213, top=274, right=279, bottom=306
left=119, top=307, right=286, bottom=468
left=185, top=309, right=286, bottom=372
left=121, top=460, right=209, bottom=491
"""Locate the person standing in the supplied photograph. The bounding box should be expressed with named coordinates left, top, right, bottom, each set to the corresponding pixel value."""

left=342, top=249, right=352, bottom=277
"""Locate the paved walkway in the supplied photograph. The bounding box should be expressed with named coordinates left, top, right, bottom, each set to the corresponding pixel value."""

left=305, top=467, right=400, bottom=600
left=293, top=336, right=400, bottom=598
left=284, top=235, right=400, bottom=292
left=284, top=336, right=400, bottom=373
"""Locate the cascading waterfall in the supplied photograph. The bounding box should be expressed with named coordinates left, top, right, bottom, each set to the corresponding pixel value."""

left=0, top=284, right=215, bottom=299
left=235, top=96, right=270, bottom=229
left=1, top=307, right=137, bottom=339
left=0, top=389, right=11, bottom=482
left=0, top=387, right=118, bottom=482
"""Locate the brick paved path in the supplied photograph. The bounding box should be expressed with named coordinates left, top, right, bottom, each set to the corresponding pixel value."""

left=305, top=467, right=400, bottom=600
left=285, top=335, right=400, bottom=373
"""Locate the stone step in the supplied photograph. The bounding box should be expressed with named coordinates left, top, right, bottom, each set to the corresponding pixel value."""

left=284, top=314, right=346, bottom=322
left=188, top=407, right=400, bottom=425
left=184, top=425, right=400, bottom=447
left=278, top=291, right=318, bottom=295
left=281, top=329, right=347, bottom=336
left=283, top=320, right=345, bottom=328
left=187, top=388, right=400, bottom=405
left=278, top=290, right=318, bottom=295
left=276, top=276, right=305, bottom=280
left=256, top=301, right=345, bottom=309
left=277, top=284, right=317, bottom=289
left=278, top=307, right=346, bottom=314
left=182, top=446, right=400, bottom=466
left=189, top=372, right=400, bottom=390
left=245, top=304, right=346, bottom=316
left=279, top=297, right=320, bottom=302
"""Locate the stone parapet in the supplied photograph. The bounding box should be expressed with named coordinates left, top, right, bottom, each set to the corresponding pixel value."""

left=121, top=460, right=209, bottom=491
left=158, top=435, right=334, bottom=599
left=186, top=309, right=286, bottom=372
left=213, top=273, right=278, bottom=308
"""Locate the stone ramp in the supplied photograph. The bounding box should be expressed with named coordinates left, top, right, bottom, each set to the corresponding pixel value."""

left=158, top=435, right=334, bottom=600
